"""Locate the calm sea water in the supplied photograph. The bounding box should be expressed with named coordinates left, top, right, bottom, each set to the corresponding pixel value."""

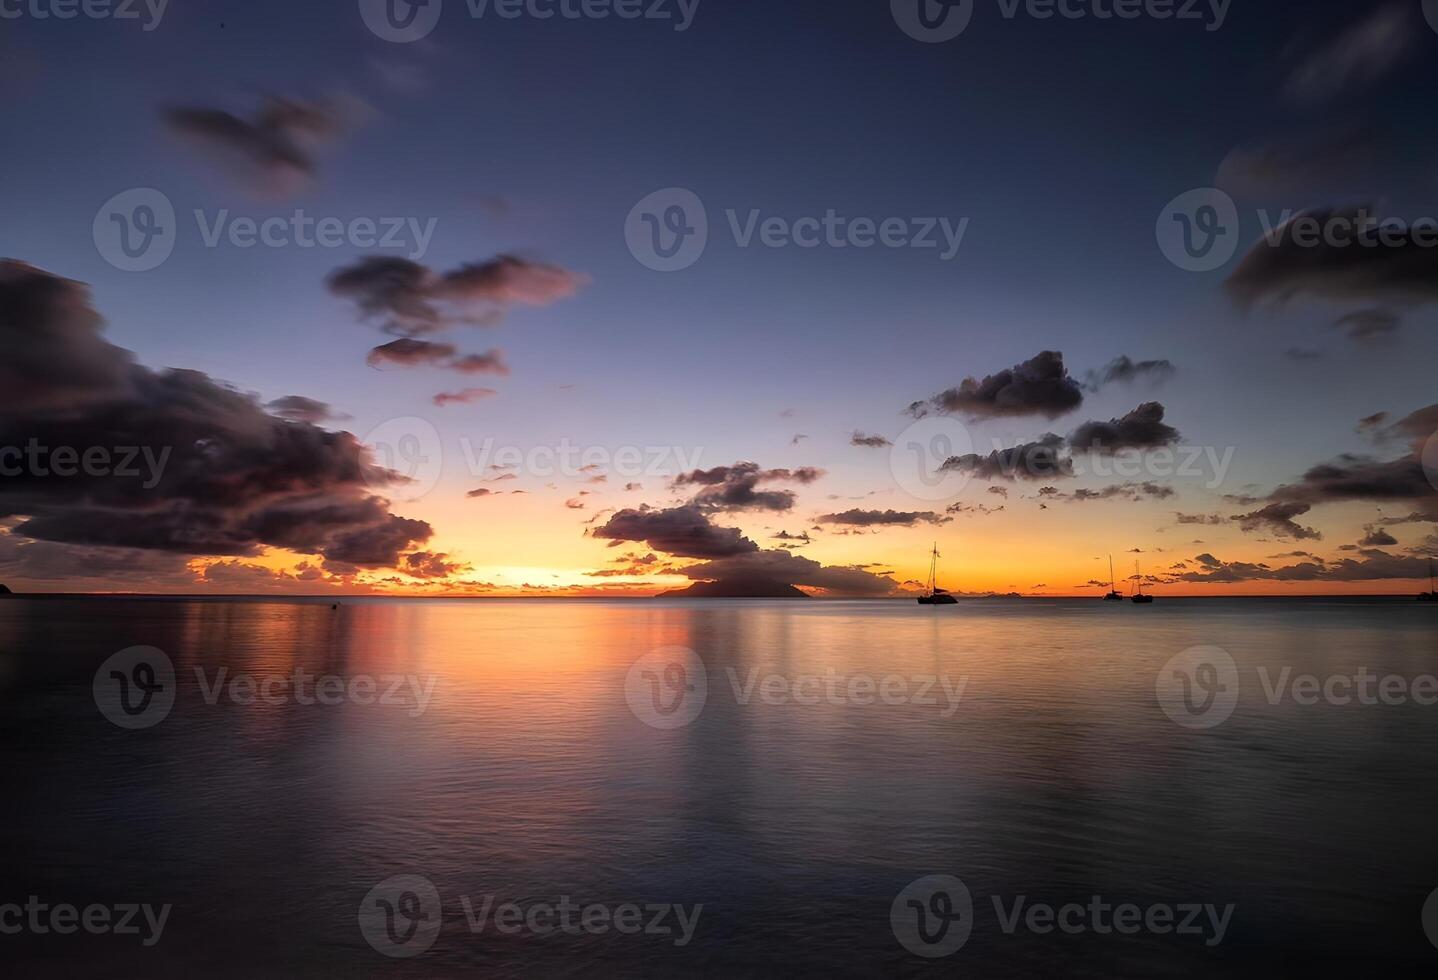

left=3, top=595, right=1438, bottom=976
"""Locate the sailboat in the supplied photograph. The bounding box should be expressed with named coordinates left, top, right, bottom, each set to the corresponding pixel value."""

left=1102, top=555, right=1123, bottom=601
left=1419, top=557, right=1437, bottom=602
left=917, top=543, right=958, bottom=605
left=1130, top=560, right=1154, bottom=604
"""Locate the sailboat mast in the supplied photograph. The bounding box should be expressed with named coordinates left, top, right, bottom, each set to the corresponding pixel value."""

left=1109, top=555, right=1116, bottom=591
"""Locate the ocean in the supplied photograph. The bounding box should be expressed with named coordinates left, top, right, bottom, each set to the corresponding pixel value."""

left=3, top=595, right=1438, bottom=976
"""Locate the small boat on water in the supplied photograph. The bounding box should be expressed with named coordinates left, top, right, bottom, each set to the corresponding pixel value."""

left=917, top=543, right=958, bottom=605
left=1419, top=557, right=1437, bottom=602
left=1102, top=555, right=1123, bottom=602
left=1130, top=560, right=1154, bottom=604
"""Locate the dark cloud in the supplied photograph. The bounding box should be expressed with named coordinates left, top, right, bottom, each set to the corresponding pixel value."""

left=0, top=262, right=430, bottom=570
left=264, top=395, right=347, bottom=424
left=1357, top=411, right=1390, bottom=433
left=328, top=255, right=585, bottom=336
left=1335, top=308, right=1400, bottom=344
left=402, top=551, right=469, bottom=579
left=1285, top=347, right=1323, bottom=362
left=0, top=262, right=136, bottom=411
left=1281, top=3, right=1415, bottom=104
left=433, top=387, right=498, bottom=407
left=939, top=434, right=1073, bottom=482
left=466, top=488, right=493, bottom=498
left=850, top=431, right=891, bottom=448
left=1226, top=206, right=1438, bottom=309
left=1172, top=550, right=1431, bottom=584
left=365, top=339, right=509, bottom=375
left=590, top=505, right=759, bottom=559
left=1234, top=502, right=1322, bottom=541
left=945, top=501, right=1003, bottom=516
left=772, top=530, right=812, bottom=545
left=1360, top=526, right=1398, bottom=546
left=906, top=351, right=1084, bottom=421
left=1069, top=402, right=1181, bottom=454
left=1046, top=482, right=1176, bottom=503
left=164, top=95, right=362, bottom=198
left=1083, top=356, right=1176, bottom=392
left=671, top=461, right=824, bottom=513
left=591, top=504, right=891, bottom=596
left=1215, top=124, right=1384, bottom=195
left=816, top=509, right=950, bottom=527
left=1270, top=402, right=1436, bottom=507
left=670, top=549, right=897, bottom=597
left=366, top=338, right=456, bottom=368
left=0, top=528, right=191, bottom=585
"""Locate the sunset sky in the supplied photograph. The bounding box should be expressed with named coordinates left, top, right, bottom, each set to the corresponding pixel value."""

left=1, top=0, right=1436, bottom=595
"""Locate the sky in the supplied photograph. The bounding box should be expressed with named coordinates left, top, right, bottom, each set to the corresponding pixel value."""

left=0, top=0, right=1436, bottom=596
